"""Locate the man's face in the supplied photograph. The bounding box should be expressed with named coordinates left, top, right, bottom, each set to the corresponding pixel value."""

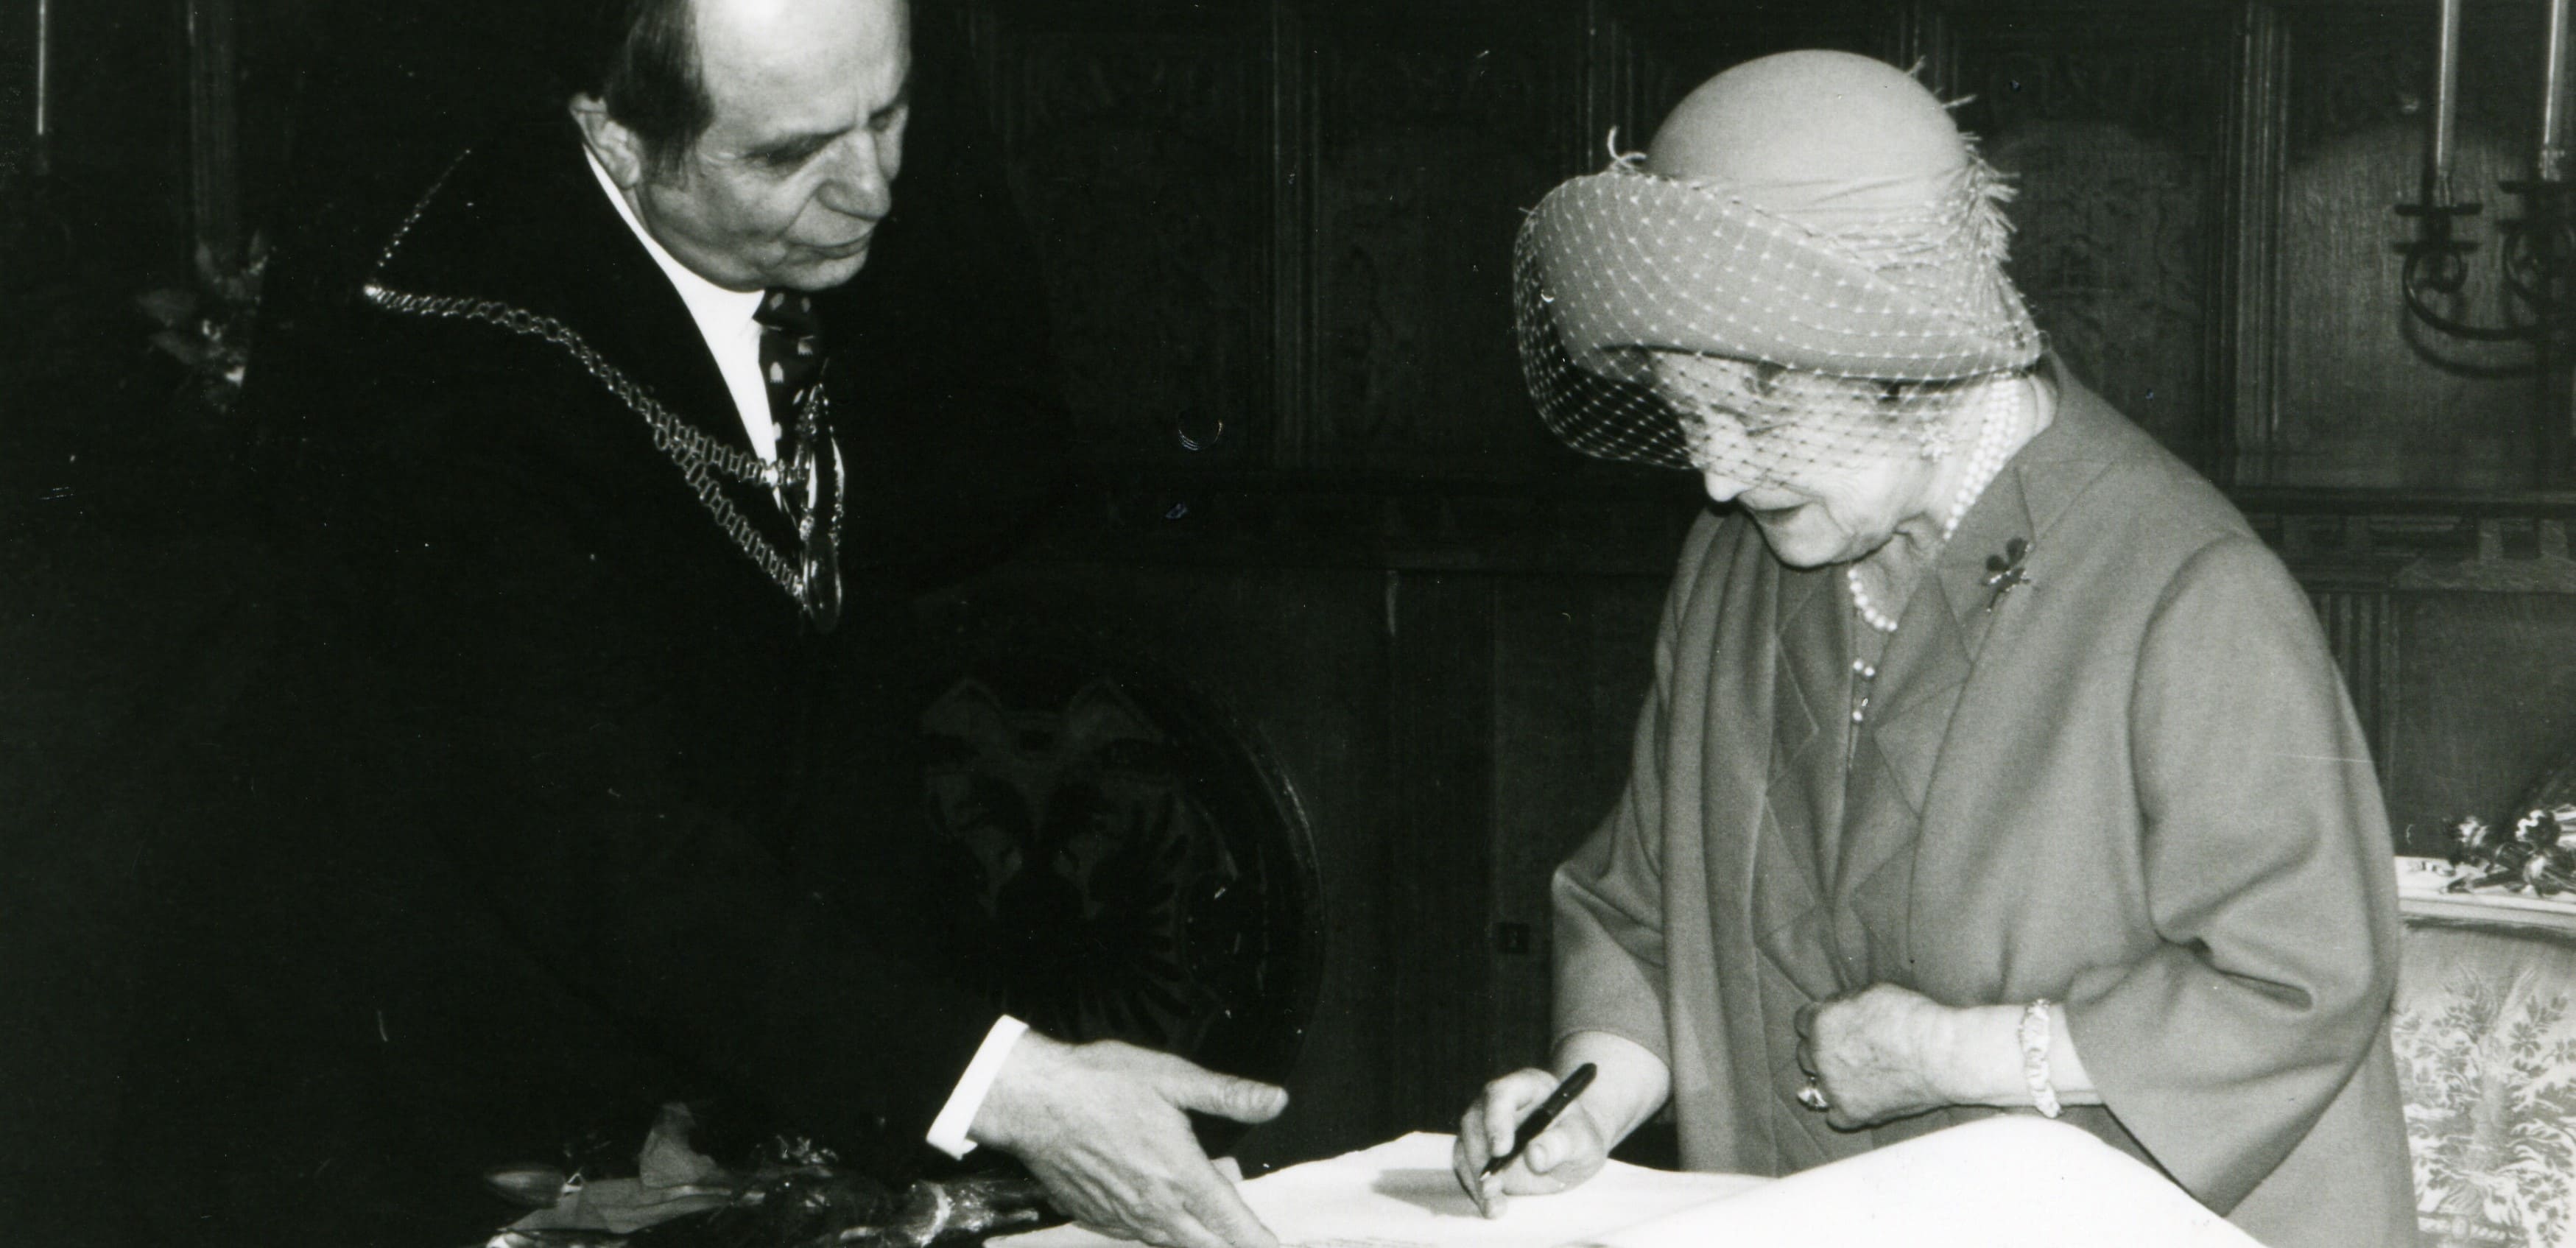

left=1648, top=352, right=1939, bottom=568
left=635, top=0, right=912, bottom=292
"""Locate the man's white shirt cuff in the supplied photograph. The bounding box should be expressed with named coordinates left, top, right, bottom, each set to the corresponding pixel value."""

left=926, top=1014, right=1030, bottom=1159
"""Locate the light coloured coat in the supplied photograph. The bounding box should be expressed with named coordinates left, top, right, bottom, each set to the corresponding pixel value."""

left=1554, top=366, right=2415, bottom=1248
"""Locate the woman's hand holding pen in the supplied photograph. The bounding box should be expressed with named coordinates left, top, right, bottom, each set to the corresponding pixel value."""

left=1451, top=1032, right=1672, bottom=1219
left=1454, top=1068, right=1610, bottom=1217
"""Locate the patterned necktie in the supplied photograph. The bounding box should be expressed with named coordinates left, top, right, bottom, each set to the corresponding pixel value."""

left=753, top=288, right=841, bottom=632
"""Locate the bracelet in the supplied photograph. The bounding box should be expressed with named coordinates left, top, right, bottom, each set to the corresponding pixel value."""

left=2019, top=998, right=2063, bottom=1118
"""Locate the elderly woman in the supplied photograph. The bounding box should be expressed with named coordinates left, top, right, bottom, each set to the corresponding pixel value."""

left=1453, top=51, right=2412, bottom=1248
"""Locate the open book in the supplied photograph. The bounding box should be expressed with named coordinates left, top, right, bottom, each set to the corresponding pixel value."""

left=996, top=1118, right=2256, bottom=1248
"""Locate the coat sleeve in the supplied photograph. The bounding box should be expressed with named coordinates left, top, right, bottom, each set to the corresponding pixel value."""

left=2061, top=534, right=2401, bottom=1213
left=1549, top=520, right=1726, bottom=1065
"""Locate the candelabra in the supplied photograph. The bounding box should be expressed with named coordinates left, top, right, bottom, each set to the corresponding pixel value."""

left=2398, top=0, right=2576, bottom=348
left=2399, top=185, right=2576, bottom=346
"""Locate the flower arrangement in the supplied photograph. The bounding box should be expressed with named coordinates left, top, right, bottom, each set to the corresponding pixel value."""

left=2440, top=805, right=2576, bottom=897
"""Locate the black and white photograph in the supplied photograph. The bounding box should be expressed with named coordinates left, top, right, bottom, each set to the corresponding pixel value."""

left=6, top=1, right=2576, bottom=1246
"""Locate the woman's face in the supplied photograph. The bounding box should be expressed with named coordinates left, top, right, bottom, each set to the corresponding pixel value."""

left=1648, top=352, right=1944, bottom=569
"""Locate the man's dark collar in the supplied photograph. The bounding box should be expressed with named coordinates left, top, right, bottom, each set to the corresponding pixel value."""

left=364, top=117, right=748, bottom=457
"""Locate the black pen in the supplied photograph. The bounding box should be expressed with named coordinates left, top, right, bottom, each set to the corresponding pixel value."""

left=1482, top=1062, right=1598, bottom=1177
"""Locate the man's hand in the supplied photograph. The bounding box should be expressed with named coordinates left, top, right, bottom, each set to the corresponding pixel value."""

left=1795, top=982, right=1960, bottom=1130
left=970, top=1033, right=1287, bottom=1248
left=1451, top=1068, right=1613, bottom=1219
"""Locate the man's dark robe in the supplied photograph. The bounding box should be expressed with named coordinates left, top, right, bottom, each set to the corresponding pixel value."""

left=113, top=54, right=1068, bottom=1247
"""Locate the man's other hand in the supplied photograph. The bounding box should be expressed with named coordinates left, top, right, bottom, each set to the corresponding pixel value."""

left=969, top=1033, right=1288, bottom=1248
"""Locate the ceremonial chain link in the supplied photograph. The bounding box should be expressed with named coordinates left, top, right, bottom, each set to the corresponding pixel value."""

left=360, top=148, right=822, bottom=611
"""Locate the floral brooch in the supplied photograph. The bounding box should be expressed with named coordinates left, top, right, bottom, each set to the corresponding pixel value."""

left=1982, top=537, right=2034, bottom=612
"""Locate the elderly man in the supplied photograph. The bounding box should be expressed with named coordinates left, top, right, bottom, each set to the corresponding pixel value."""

left=1455, top=51, right=2413, bottom=1247
left=113, top=3, right=1281, bottom=1247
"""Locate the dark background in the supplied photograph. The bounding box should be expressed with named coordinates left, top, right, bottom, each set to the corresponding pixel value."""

left=8, top=0, right=2576, bottom=1241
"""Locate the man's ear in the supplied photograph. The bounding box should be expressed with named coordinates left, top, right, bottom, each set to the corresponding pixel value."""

left=569, top=94, right=649, bottom=188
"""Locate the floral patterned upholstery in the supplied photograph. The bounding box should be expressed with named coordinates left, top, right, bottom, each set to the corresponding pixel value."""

left=2394, top=912, right=2576, bottom=1247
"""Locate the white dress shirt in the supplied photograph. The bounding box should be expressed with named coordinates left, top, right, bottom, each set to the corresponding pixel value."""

left=585, top=152, right=775, bottom=455
left=585, top=149, right=1025, bottom=1160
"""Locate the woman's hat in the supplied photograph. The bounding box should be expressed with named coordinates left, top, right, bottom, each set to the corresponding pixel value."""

left=1514, top=51, right=2044, bottom=472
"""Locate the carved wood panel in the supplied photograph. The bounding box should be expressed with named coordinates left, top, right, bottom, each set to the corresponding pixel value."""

left=2269, top=3, right=2547, bottom=490
left=1943, top=7, right=2233, bottom=473
left=979, top=4, right=1273, bottom=469
left=964, top=0, right=2576, bottom=493
left=1301, top=7, right=1586, bottom=476
left=922, top=560, right=1401, bottom=1168
left=2309, top=586, right=2399, bottom=787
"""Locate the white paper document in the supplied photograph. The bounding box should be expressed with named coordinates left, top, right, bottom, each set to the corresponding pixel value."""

left=996, top=1118, right=2260, bottom=1248
left=996, top=1131, right=1762, bottom=1248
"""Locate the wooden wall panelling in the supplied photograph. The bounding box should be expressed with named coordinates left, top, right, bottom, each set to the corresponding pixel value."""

left=229, top=0, right=328, bottom=236
left=2388, top=590, right=2576, bottom=855
left=1272, top=0, right=1322, bottom=472
left=1302, top=4, right=1586, bottom=479
left=184, top=0, right=241, bottom=267
left=1379, top=569, right=1502, bottom=1132
left=2270, top=1, right=2547, bottom=490
left=2223, top=1, right=2287, bottom=488
left=1895, top=1, right=1957, bottom=98
left=1579, top=0, right=1639, bottom=171
left=2253, top=495, right=2576, bottom=856
left=16, top=0, right=188, bottom=250
left=978, top=0, right=1275, bottom=470
left=3, top=0, right=199, bottom=518
left=0, top=0, right=38, bottom=180
left=1941, top=2, right=2235, bottom=473
left=2307, top=585, right=2400, bottom=795
left=1486, top=574, right=1667, bottom=1079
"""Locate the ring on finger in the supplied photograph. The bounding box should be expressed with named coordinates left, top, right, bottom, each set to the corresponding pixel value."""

left=1796, top=1076, right=1829, bottom=1112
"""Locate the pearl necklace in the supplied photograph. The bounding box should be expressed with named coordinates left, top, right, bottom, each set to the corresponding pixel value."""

left=1941, top=378, right=2024, bottom=541
left=1847, top=565, right=1901, bottom=633
left=1845, top=378, right=2027, bottom=635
